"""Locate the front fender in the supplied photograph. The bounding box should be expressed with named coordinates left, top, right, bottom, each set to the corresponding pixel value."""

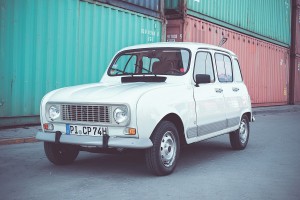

left=136, top=84, right=196, bottom=140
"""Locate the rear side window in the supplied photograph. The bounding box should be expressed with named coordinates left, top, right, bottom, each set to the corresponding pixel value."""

left=232, top=59, right=243, bottom=82
left=215, top=53, right=233, bottom=82
left=194, top=51, right=215, bottom=82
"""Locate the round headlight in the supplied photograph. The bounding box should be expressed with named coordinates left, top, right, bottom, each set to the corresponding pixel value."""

left=113, top=107, right=128, bottom=124
left=49, top=105, right=60, bottom=120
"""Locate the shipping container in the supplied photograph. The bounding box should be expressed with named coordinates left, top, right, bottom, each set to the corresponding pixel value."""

left=292, top=57, right=300, bottom=104
left=165, top=0, right=291, bottom=47
left=164, top=0, right=181, bottom=16
left=296, top=0, right=300, bottom=54
left=166, top=16, right=290, bottom=106
left=289, top=0, right=300, bottom=104
left=0, top=0, right=162, bottom=127
left=94, top=0, right=162, bottom=18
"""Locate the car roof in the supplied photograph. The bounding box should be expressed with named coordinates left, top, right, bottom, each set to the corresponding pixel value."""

left=120, top=42, right=237, bottom=56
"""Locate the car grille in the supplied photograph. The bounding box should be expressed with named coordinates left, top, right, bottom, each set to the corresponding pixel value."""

left=61, top=104, right=111, bottom=123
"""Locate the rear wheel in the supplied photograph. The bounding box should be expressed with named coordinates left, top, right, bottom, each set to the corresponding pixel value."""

left=229, top=115, right=250, bottom=150
left=44, top=142, right=79, bottom=165
left=145, top=121, right=180, bottom=176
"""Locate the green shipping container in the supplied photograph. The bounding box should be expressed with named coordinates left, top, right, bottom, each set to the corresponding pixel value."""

left=165, top=0, right=291, bottom=47
left=164, top=0, right=180, bottom=10
left=0, top=0, right=162, bottom=127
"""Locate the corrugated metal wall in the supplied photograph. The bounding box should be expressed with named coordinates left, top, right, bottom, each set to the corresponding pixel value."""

left=166, top=17, right=290, bottom=106
left=294, top=59, right=300, bottom=103
left=165, top=0, right=291, bottom=47
left=164, top=0, right=180, bottom=10
left=290, top=0, right=300, bottom=104
left=295, top=0, right=300, bottom=104
left=0, top=0, right=162, bottom=127
left=95, top=0, right=161, bottom=18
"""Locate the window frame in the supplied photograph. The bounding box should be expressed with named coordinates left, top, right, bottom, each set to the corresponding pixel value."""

left=107, top=47, right=192, bottom=76
left=193, top=51, right=215, bottom=83
left=232, top=58, right=244, bottom=82
left=214, top=52, right=233, bottom=83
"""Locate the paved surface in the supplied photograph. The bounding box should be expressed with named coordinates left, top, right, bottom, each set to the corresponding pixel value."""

left=0, top=108, right=300, bottom=200
left=0, top=105, right=300, bottom=145
left=0, top=125, right=40, bottom=145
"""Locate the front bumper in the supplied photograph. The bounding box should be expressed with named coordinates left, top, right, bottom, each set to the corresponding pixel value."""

left=36, top=131, right=153, bottom=149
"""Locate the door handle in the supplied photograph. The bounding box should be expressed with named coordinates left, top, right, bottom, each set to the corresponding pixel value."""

left=215, top=88, right=223, bottom=93
left=232, top=87, right=239, bottom=92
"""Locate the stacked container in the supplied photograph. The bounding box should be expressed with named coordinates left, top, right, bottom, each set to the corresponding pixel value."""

left=165, top=0, right=291, bottom=106
left=290, top=0, right=300, bottom=104
left=0, top=0, right=162, bottom=127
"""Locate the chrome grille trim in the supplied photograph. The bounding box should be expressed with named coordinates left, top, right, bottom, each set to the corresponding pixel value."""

left=61, top=104, right=111, bottom=123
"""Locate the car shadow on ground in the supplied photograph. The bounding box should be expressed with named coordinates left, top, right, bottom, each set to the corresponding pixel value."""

left=43, top=136, right=235, bottom=176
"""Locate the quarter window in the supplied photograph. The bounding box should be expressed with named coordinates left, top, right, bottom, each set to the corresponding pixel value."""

left=194, top=52, right=215, bottom=82
left=215, top=53, right=233, bottom=82
left=232, top=59, right=243, bottom=82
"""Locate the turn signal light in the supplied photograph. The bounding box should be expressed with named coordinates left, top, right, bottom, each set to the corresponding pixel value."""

left=124, top=127, right=136, bottom=135
left=128, top=128, right=136, bottom=135
left=43, top=123, right=54, bottom=130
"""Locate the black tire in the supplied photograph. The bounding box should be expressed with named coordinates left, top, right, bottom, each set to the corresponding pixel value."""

left=145, top=121, right=180, bottom=176
left=44, top=142, right=79, bottom=165
left=229, top=115, right=250, bottom=150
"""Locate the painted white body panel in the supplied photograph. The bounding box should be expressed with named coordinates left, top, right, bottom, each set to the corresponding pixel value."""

left=36, top=42, right=253, bottom=148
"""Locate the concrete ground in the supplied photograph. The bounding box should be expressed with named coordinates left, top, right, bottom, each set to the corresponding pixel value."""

left=0, top=107, right=299, bottom=200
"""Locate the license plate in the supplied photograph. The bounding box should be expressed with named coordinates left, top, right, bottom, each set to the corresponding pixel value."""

left=66, top=124, right=108, bottom=136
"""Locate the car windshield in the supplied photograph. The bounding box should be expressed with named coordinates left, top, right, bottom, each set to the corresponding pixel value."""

left=108, top=48, right=190, bottom=76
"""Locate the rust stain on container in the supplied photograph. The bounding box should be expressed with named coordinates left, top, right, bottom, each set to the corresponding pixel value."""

left=166, top=16, right=290, bottom=106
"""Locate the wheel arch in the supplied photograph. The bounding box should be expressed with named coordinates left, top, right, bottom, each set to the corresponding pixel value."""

left=152, top=113, right=187, bottom=146
left=243, top=112, right=252, bottom=122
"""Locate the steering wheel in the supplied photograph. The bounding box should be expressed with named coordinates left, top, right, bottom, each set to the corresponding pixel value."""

left=135, top=63, right=152, bottom=74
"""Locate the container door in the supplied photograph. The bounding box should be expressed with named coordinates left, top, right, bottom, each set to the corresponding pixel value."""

left=193, top=51, right=227, bottom=137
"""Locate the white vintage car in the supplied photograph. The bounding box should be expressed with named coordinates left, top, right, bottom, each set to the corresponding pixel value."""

left=36, top=42, right=254, bottom=176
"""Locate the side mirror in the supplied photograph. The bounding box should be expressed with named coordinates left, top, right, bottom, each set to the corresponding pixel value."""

left=195, top=74, right=211, bottom=87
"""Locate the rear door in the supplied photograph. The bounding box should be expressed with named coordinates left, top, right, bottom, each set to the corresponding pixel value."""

left=192, top=51, right=227, bottom=138
left=214, top=53, right=240, bottom=128
left=232, top=57, right=251, bottom=115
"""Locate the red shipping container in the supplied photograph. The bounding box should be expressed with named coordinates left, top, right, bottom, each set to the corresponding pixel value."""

left=294, top=57, right=300, bottom=104
left=166, top=16, right=290, bottom=107
left=290, top=0, right=300, bottom=104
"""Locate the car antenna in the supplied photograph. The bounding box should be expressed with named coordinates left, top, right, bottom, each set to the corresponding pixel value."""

left=218, top=37, right=227, bottom=47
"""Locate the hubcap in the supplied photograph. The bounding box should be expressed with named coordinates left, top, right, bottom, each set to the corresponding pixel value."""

left=160, top=131, right=176, bottom=167
left=239, top=119, right=248, bottom=144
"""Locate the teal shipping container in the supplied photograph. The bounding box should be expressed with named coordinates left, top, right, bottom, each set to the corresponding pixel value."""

left=95, top=0, right=162, bottom=18
left=165, top=0, right=291, bottom=47
left=0, top=0, right=162, bottom=127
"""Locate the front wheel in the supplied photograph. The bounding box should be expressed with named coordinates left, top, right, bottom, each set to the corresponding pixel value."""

left=229, top=115, right=250, bottom=150
left=145, top=121, right=180, bottom=176
left=44, top=142, right=79, bottom=165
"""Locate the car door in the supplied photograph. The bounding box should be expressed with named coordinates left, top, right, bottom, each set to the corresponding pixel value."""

left=232, top=57, right=250, bottom=116
left=214, top=53, right=240, bottom=128
left=192, top=51, right=227, bottom=139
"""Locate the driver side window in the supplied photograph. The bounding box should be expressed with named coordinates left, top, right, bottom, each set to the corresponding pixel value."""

left=194, top=52, right=215, bottom=82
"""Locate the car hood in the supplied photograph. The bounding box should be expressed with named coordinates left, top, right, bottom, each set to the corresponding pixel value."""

left=46, top=82, right=181, bottom=104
